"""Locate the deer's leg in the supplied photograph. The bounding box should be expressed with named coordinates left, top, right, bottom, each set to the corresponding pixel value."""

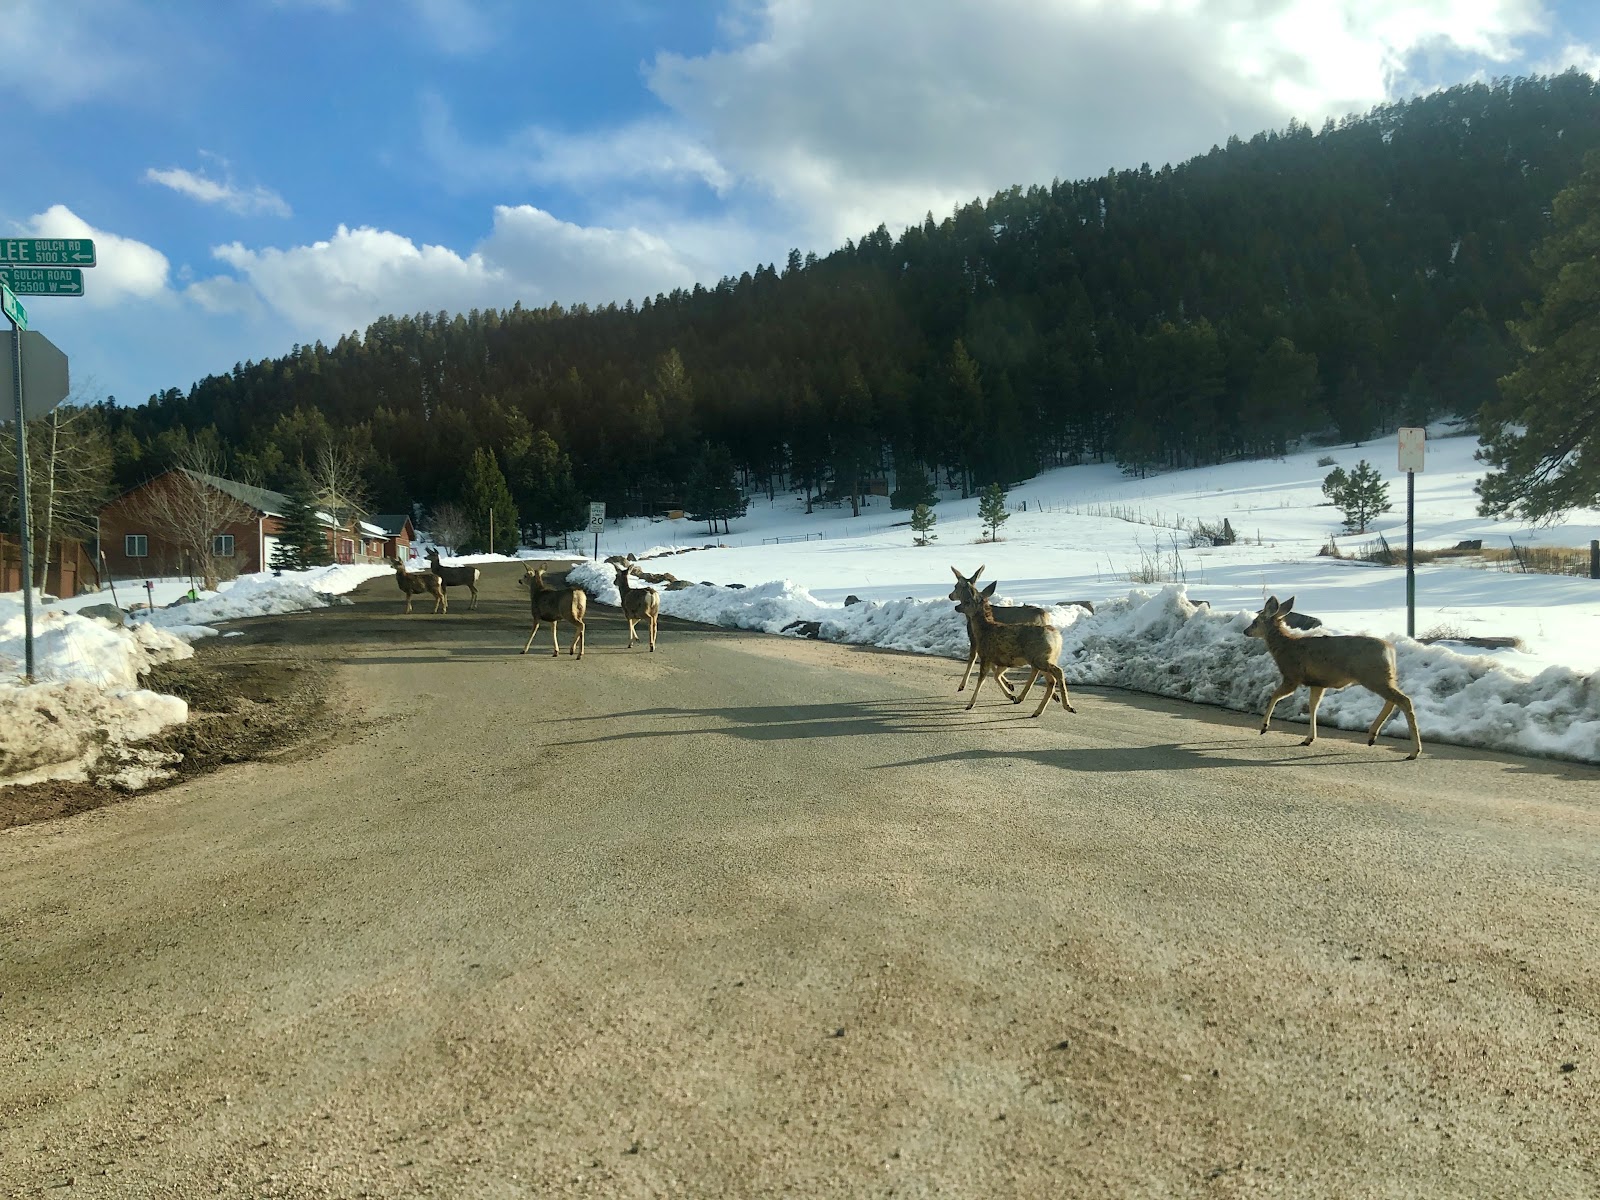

left=649, top=613, right=657, bottom=651
left=403, top=591, right=414, bottom=615
left=522, top=621, right=542, bottom=654
left=1053, top=666, right=1076, bottom=714
left=1029, top=670, right=1056, bottom=717
left=957, top=641, right=980, bottom=692
left=1368, top=685, right=1420, bottom=758
left=626, top=616, right=638, bottom=647
left=550, top=621, right=562, bottom=657
left=1301, top=685, right=1325, bottom=745
left=965, top=660, right=992, bottom=711
left=1008, top=669, right=1039, bottom=704
left=574, top=620, right=585, bottom=659
left=1260, top=681, right=1296, bottom=734
left=469, top=585, right=478, bottom=611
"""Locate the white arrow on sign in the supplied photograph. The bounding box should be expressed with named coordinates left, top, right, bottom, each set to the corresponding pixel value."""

left=0, top=331, right=70, bottom=422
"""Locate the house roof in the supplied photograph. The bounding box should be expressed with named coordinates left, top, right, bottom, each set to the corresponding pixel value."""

left=180, top=469, right=290, bottom=518
left=370, top=513, right=414, bottom=536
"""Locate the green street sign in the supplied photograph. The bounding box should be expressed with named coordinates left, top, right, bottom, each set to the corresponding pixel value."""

left=1, top=281, right=28, bottom=330
left=0, top=238, right=97, bottom=267
left=0, top=267, right=85, bottom=297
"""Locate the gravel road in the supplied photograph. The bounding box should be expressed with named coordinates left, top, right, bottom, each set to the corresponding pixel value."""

left=2, top=561, right=1596, bottom=1197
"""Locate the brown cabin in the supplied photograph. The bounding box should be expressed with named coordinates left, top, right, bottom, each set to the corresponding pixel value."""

left=0, top=533, right=95, bottom=598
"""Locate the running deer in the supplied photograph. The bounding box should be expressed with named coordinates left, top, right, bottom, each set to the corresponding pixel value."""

left=954, top=580, right=1074, bottom=717
left=518, top=564, right=587, bottom=658
left=426, top=548, right=481, bottom=611
left=613, top=564, right=660, bottom=651
left=390, top=557, right=447, bottom=615
left=1244, top=595, right=1421, bottom=759
left=949, top=565, right=1052, bottom=699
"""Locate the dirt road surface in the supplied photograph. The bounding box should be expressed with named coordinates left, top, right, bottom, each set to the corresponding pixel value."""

left=3, top=561, right=1597, bottom=1197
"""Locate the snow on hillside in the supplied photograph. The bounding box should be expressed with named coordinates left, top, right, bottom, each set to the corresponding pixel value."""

left=3, top=427, right=1597, bottom=788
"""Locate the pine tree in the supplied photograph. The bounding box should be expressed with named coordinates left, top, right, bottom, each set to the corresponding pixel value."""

left=462, top=448, right=517, bottom=554
left=978, top=482, right=1010, bottom=541
left=271, top=474, right=331, bottom=570
left=685, top=444, right=747, bottom=535
left=890, top=461, right=938, bottom=511
left=1324, top=459, right=1391, bottom=533
left=910, top=502, right=938, bottom=546
left=1478, top=149, right=1600, bottom=519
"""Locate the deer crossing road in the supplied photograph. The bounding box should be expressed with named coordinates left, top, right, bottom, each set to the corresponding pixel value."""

left=3, top=559, right=1596, bottom=1196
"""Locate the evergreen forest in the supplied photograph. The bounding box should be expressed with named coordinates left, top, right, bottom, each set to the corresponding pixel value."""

left=59, top=74, right=1600, bottom=541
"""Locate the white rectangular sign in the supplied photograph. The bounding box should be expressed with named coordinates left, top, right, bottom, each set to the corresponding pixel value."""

left=587, top=501, right=606, bottom=533
left=1398, top=426, right=1425, bottom=473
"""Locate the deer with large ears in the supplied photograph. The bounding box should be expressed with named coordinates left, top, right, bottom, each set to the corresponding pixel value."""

left=389, top=557, right=447, bottom=615
left=953, top=580, right=1074, bottom=717
left=949, top=565, right=1052, bottom=699
left=518, top=564, right=587, bottom=658
left=1244, top=594, right=1421, bottom=759
left=613, top=564, right=660, bottom=651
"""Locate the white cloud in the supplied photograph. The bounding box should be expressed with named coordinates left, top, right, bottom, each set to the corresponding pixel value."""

left=634, top=0, right=1551, bottom=246
left=206, top=207, right=701, bottom=337
left=409, top=0, right=496, bottom=56
left=1528, top=42, right=1600, bottom=79
left=420, top=93, right=733, bottom=193
left=19, top=205, right=171, bottom=308
left=144, top=166, right=293, bottom=218
left=0, top=0, right=150, bottom=109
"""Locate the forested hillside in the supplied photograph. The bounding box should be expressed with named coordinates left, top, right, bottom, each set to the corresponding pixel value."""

left=88, top=73, right=1600, bottom=544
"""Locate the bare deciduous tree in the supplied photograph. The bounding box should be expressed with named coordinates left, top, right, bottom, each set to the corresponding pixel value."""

left=0, top=387, right=113, bottom=593
left=312, top=443, right=370, bottom=542
left=426, top=501, right=473, bottom=554
left=134, top=441, right=255, bottom=591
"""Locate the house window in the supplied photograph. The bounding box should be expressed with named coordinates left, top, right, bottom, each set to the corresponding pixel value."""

left=212, top=534, right=235, bottom=557
left=125, top=534, right=148, bottom=558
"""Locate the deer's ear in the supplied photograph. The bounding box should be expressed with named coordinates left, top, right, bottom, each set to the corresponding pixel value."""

left=950, top=566, right=963, bottom=580
left=973, top=565, right=985, bottom=581
left=982, top=580, right=998, bottom=597
left=1263, top=595, right=1279, bottom=613
left=1279, top=595, right=1295, bottom=614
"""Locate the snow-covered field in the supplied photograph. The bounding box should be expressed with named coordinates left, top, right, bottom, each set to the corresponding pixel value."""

left=3, top=426, right=1598, bottom=788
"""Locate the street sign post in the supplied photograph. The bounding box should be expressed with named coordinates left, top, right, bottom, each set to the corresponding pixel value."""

left=0, top=267, right=85, bottom=297
left=0, top=238, right=97, bottom=267
left=1, top=281, right=27, bottom=330
left=0, top=331, right=71, bottom=422
left=1398, top=427, right=1425, bottom=638
left=588, top=501, right=606, bottom=559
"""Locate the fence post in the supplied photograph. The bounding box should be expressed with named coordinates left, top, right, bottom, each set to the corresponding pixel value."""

left=1591, top=539, right=1598, bottom=580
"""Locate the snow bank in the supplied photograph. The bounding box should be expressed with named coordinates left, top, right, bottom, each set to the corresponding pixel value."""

left=0, top=562, right=389, bottom=792
left=570, top=564, right=1599, bottom=765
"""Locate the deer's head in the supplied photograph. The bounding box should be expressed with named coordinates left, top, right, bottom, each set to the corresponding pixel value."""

left=948, top=564, right=985, bottom=604
left=1244, top=595, right=1294, bottom=639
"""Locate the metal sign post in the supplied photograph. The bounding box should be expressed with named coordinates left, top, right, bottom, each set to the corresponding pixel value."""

left=0, top=240, right=93, bottom=681
left=7, top=300, right=33, bottom=678
left=1398, top=427, right=1426, bottom=638
left=588, top=501, right=606, bottom=560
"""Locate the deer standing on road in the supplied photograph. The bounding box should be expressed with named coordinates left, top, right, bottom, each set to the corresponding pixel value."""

left=519, top=565, right=587, bottom=658
left=390, top=558, right=447, bottom=615
left=949, top=565, right=1051, bottom=699
left=954, top=580, right=1074, bottom=718
left=1244, top=595, right=1421, bottom=759
left=426, top=548, right=481, bottom=611
left=613, top=564, right=660, bottom=651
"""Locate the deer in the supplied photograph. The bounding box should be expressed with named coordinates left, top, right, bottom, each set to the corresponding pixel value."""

left=953, top=580, right=1074, bottom=718
left=1244, top=595, right=1421, bottom=759
left=613, top=564, right=660, bottom=651
left=518, top=564, right=587, bottom=658
left=390, top=557, right=447, bottom=615
left=949, top=565, right=1052, bottom=700
left=426, top=548, right=481, bottom=611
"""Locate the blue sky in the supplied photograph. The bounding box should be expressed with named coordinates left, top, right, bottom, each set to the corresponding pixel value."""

left=3, top=0, right=1598, bottom=409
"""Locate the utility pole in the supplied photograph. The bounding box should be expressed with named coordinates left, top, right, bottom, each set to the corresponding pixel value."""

left=1398, top=427, right=1425, bottom=638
